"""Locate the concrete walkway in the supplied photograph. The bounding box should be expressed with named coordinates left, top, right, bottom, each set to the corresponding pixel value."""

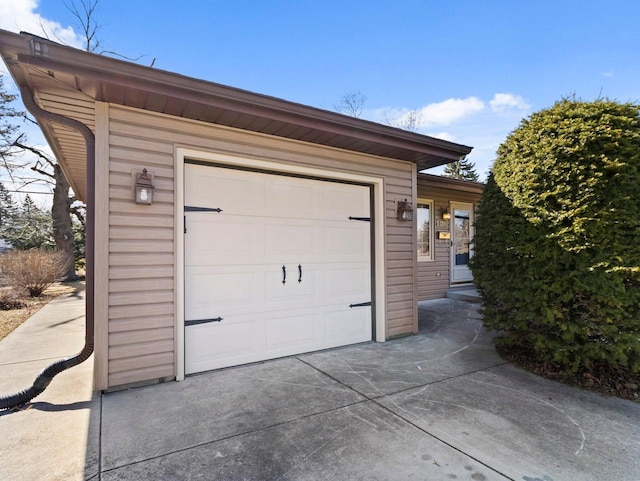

left=1, top=293, right=639, bottom=480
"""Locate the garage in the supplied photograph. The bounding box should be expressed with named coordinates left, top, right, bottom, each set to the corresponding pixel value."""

left=0, top=30, right=474, bottom=389
left=183, top=162, right=373, bottom=373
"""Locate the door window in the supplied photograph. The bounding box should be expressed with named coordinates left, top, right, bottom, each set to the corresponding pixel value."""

left=453, top=208, right=470, bottom=266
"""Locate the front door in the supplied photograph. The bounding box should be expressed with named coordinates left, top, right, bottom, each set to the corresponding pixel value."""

left=450, top=202, right=474, bottom=283
left=183, top=163, right=373, bottom=374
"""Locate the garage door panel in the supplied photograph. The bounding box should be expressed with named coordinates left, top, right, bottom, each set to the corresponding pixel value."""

left=187, top=218, right=256, bottom=263
left=186, top=167, right=263, bottom=214
left=323, top=184, right=370, bottom=220
left=324, top=225, right=370, bottom=258
left=185, top=316, right=264, bottom=374
left=265, top=178, right=318, bottom=219
left=185, top=163, right=373, bottom=374
left=264, top=222, right=318, bottom=259
left=325, top=308, right=371, bottom=345
left=324, top=266, right=371, bottom=301
left=265, top=267, right=319, bottom=307
left=265, top=311, right=320, bottom=354
left=185, top=267, right=261, bottom=319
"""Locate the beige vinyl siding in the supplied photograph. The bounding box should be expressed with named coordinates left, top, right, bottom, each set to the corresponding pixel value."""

left=416, top=175, right=482, bottom=301
left=106, top=108, right=176, bottom=387
left=106, top=105, right=417, bottom=388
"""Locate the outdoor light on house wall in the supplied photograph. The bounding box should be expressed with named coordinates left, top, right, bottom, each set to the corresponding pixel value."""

left=442, top=208, right=451, bottom=220
left=134, top=168, right=155, bottom=205
left=396, top=198, right=414, bottom=222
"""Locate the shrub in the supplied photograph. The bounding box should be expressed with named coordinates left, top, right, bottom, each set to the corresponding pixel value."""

left=471, top=99, right=640, bottom=374
left=0, top=249, right=64, bottom=297
left=0, top=290, right=26, bottom=310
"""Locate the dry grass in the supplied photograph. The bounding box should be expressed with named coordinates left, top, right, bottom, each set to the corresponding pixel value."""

left=0, top=283, right=78, bottom=341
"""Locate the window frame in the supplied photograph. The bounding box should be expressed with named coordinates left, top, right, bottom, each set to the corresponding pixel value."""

left=416, top=198, right=435, bottom=262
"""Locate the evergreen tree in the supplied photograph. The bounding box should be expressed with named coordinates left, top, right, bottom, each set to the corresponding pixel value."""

left=443, top=158, right=480, bottom=182
left=0, top=75, right=22, bottom=168
left=2, top=195, right=53, bottom=250
left=0, top=182, right=17, bottom=231
left=471, top=98, right=640, bottom=374
left=1, top=73, right=80, bottom=278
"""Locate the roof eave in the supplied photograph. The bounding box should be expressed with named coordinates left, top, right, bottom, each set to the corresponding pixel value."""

left=0, top=29, right=473, bottom=170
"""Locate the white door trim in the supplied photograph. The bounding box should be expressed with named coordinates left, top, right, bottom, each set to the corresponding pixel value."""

left=174, top=147, right=387, bottom=381
left=450, top=201, right=474, bottom=284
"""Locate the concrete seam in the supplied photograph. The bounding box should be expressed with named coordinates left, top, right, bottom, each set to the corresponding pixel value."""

left=298, top=355, right=509, bottom=400
left=382, top=361, right=511, bottom=398
left=296, top=356, right=515, bottom=480
left=295, top=356, right=376, bottom=401
left=97, top=356, right=512, bottom=475
left=0, top=355, right=85, bottom=367
left=99, top=397, right=370, bottom=475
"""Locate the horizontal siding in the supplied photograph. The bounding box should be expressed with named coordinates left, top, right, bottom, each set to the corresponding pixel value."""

left=107, top=105, right=417, bottom=388
left=109, top=315, right=174, bottom=333
left=108, top=365, right=174, bottom=388
left=416, top=176, right=482, bottom=301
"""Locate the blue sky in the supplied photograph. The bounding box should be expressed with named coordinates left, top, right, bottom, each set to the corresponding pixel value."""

left=2, top=0, right=640, bottom=204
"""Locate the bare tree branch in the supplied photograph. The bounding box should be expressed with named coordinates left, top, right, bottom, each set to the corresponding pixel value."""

left=65, top=0, right=101, bottom=52
left=386, top=109, right=423, bottom=132
left=1, top=158, right=17, bottom=183
left=12, top=136, right=56, bottom=171
left=21, top=113, right=39, bottom=126
left=98, top=50, right=147, bottom=62
left=30, top=165, right=55, bottom=180
left=70, top=205, right=86, bottom=226
left=17, top=178, right=55, bottom=188
left=335, top=90, right=367, bottom=118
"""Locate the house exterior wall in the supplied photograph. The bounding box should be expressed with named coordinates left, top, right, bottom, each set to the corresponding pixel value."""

left=416, top=175, right=482, bottom=301
left=101, top=104, right=419, bottom=389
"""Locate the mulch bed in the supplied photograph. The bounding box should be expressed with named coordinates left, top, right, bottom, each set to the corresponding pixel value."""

left=496, top=343, right=640, bottom=403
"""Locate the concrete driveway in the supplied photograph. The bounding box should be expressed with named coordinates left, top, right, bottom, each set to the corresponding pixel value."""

left=1, top=293, right=639, bottom=481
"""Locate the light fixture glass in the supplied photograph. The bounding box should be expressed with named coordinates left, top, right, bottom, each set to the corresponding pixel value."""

left=396, top=199, right=414, bottom=222
left=135, top=168, right=155, bottom=205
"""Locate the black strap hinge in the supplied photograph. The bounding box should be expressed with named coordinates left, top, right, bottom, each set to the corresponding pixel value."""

left=184, top=206, right=222, bottom=233
left=348, top=216, right=370, bottom=222
left=185, top=317, right=223, bottom=326
left=349, top=301, right=372, bottom=308
left=185, top=206, right=223, bottom=213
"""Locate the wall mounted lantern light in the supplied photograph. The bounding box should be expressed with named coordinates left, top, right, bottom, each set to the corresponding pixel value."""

left=396, top=198, right=414, bottom=222
left=441, top=208, right=451, bottom=220
left=134, top=168, right=155, bottom=205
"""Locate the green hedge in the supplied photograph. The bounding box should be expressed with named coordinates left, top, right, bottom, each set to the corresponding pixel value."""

left=471, top=99, right=640, bottom=373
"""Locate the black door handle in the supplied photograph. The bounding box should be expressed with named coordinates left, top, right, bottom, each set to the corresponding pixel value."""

left=298, top=264, right=302, bottom=283
left=282, top=265, right=286, bottom=285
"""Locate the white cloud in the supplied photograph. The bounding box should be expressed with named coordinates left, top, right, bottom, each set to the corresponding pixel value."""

left=603, top=71, right=614, bottom=78
left=489, top=93, right=531, bottom=112
left=373, top=96, right=484, bottom=130
left=427, top=131, right=457, bottom=142
left=0, top=0, right=82, bottom=48
left=366, top=92, right=532, bottom=180
left=419, top=97, right=485, bottom=127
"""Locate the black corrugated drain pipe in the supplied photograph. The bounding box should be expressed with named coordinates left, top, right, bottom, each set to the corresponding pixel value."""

left=0, top=86, right=95, bottom=410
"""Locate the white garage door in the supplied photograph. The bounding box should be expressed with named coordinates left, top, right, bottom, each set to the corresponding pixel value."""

left=184, top=163, right=373, bottom=374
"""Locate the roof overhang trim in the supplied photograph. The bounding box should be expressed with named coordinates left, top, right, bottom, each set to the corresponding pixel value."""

left=0, top=29, right=473, bottom=171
